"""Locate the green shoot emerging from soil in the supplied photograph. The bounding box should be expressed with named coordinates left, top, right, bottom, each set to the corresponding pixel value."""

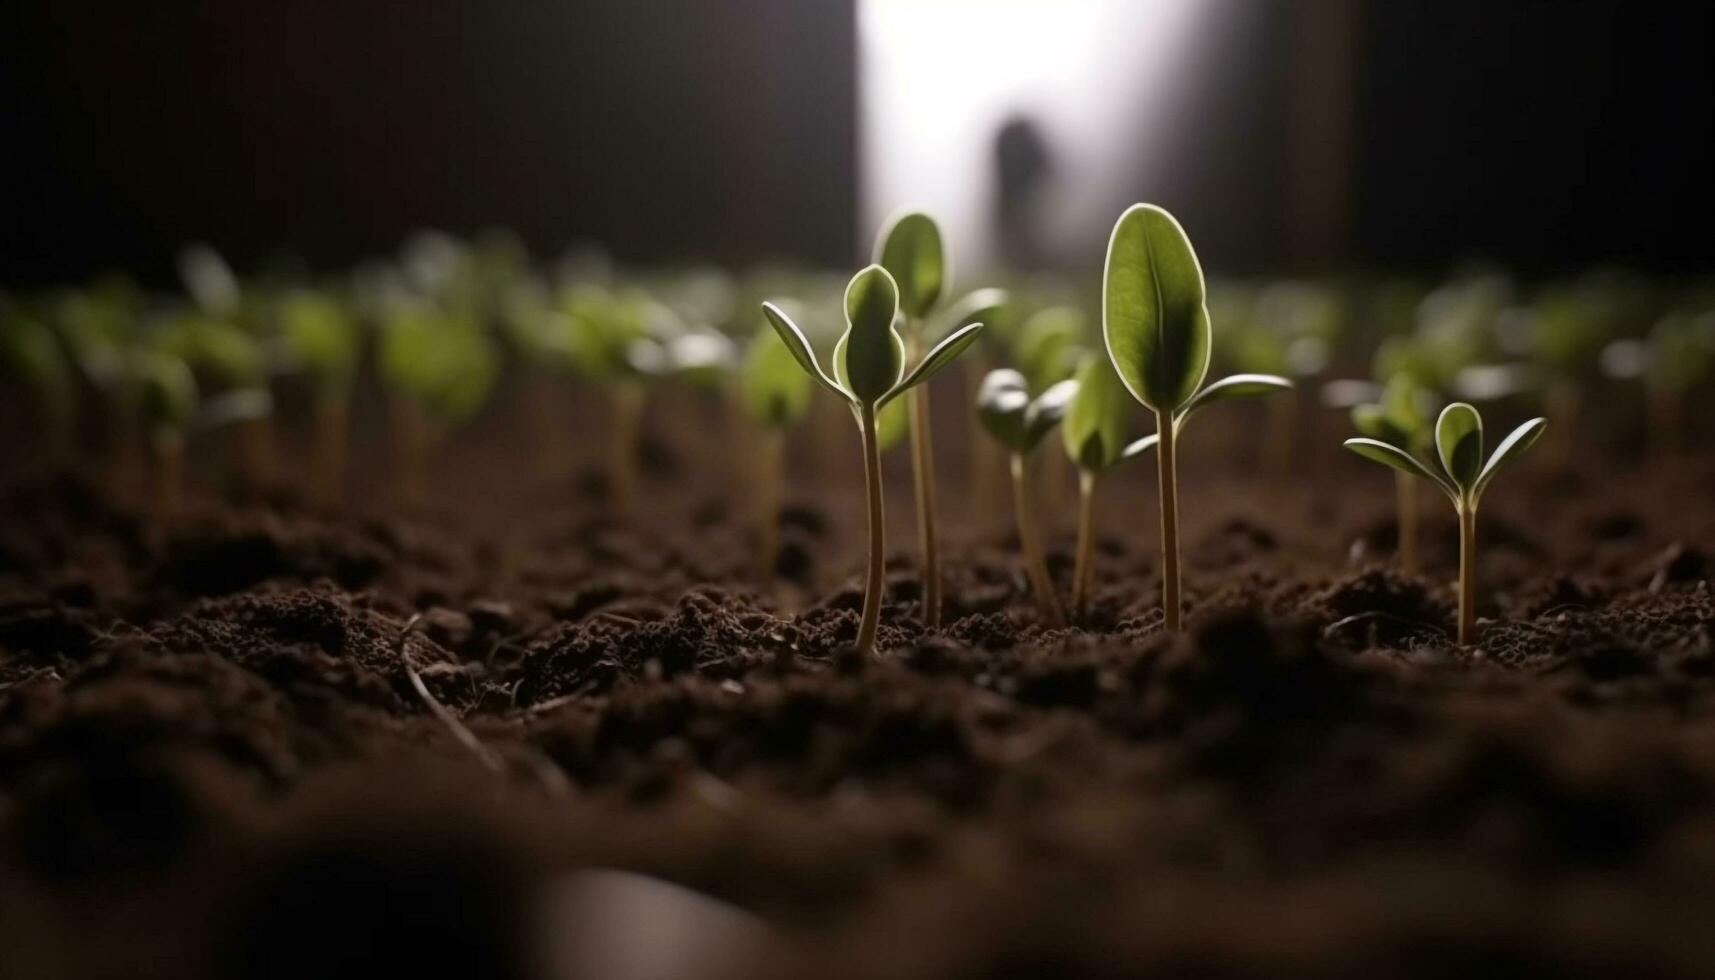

left=0, top=312, right=75, bottom=463
left=1345, top=402, right=1546, bottom=646
left=1102, top=204, right=1292, bottom=631
left=741, top=322, right=814, bottom=583
left=379, top=305, right=500, bottom=509
left=877, top=211, right=995, bottom=630
left=137, top=352, right=198, bottom=521
left=281, top=291, right=360, bottom=506
left=976, top=369, right=1077, bottom=625
left=1350, top=375, right=1435, bottom=575
left=763, top=265, right=984, bottom=657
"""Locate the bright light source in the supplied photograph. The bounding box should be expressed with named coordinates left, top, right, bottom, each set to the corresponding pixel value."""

left=860, top=0, right=1212, bottom=275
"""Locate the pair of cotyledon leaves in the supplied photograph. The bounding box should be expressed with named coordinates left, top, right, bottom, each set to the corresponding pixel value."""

left=975, top=369, right=1076, bottom=454
left=761, top=266, right=984, bottom=415
left=1090, top=203, right=1293, bottom=466
left=1346, top=402, right=1546, bottom=508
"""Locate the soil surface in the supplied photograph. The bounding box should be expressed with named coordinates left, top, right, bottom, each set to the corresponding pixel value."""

left=3, top=374, right=1714, bottom=978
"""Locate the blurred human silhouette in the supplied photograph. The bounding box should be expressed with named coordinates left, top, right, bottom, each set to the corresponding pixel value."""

left=992, top=114, right=1055, bottom=272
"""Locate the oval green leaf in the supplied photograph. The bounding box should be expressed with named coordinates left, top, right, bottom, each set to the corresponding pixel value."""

left=1435, top=402, right=1484, bottom=491
left=976, top=368, right=1030, bottom=449
left=1061, top=353, right=1131, bottom=471
left=1473, top=417, right=1546, bottom=500
left=761, top=301, right=846, bottom=400
left=882, top=320, right=983, bottom=409
left=1022, top=378, right=1078, bottom=451
left=1175, top=373, right=1292, bottom=429
left=1345, top=437, right=1458, bottom=501
left=1103, top=204, right=1211, bottom=413
left=875, top=211, right=945, bottom=320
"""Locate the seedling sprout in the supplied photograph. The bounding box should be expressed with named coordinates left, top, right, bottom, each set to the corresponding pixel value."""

left=137, top=351, right=198, bottom=521
left=976, top=369, right=1077, bottom=624
left=740, top=321, right=814, bottom=583
left=280, top=290, right=360, bottom=505
left=762, top=265, right=983, bottom=657
left=1102, top=204, right=1291, bottom=630
left=1345, top=402, right=1546, bottom=646
left=1349, top=375, right=1435, bottom=575
left=379, top=304, right=501, bottom=508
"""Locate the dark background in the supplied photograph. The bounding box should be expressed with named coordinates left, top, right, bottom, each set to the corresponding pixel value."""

left=0, top=0, right=1711, bottom=285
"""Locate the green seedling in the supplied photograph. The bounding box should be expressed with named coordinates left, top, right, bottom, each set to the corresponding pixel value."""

left=876, top=212, right=1003, bottom=629
left=1224, top=281, right=1341, bottom=475
left=1349, top=375, right=1435, bottom=575
left=137, top=351, right=198, bottom=521
left=379, top=304, right=500, bottom=508
left=563, top=284, right=656, bottom=506
left=154, top=310, right=276, bottom=487
left=1345, top=402, right=1546, bottom=646
left=1058, top=354, right=1167, bottom=621
left=1601, top=311, right=1714, bottom=456
left=1, top=311, right=76, bottom=463
left=763, top=265, right=984, bottom=656
left=977, top=369, right=1077, bottom=625
left=740, top=324, right=814, bottom=583
left=280, top=290, right=361, bottom=506
left=1103, top=204, right=1292, bottom=630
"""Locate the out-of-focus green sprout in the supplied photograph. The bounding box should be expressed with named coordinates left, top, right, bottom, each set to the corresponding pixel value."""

left=1103, top=204, right=1293, bottom=631
left=1345, top=403, right=1546, bottom=646
left=876, top=211, right=1005, bottom=630
left=137, top=351, right=198, bottom=520
left=154, top=309, right=275, bottom=487
left=379, top=304, right=500, bottom=508
left=1059, top=354, right=1160, bottom=621
left=1, top=309, right=76, bottom=463
left=741, top=324, right=814, bottom=583
left=53, top=281, right=143, bottom=479
left=280, top=290, right=361, bottom=505
left=977, top=369, right=1077, bottom=625
left=1602, top=311, right=1714, bottom=456
left=1350, top=375, right=1436, bottom=575
left=762, top=265, right=984, bottom=657
left=1226, top=281, right=1341, bottom=474
left=562, top=284, right=654, bottom=506
left=1014, top=306, right=1087, bottom=394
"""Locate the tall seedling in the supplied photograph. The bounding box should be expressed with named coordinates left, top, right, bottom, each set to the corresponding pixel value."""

left=1346, top=403, right=1545, bottom=645
left=281, top=291, right=360, bottom=506
left=763, top=266, right=983, bottom=656
left=138, top=353, right=198, bottom=522
left=1350, top=375, right=1435, bottom=575
left=741, top=323, right=813, bottom=584
left=976, top=370, right=1076, bottom=624
left=1103, top=204, right=1291, bottom=630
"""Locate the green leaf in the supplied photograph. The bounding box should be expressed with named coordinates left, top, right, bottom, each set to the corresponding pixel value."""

left=1435, top=402, right=1484, bottom=491
left=840, top=265, right=905, bottom=404
left=1061, top=353, right=1131, bottom=471
left=1102, top=204, right=1211, bottom=413
left=281, top=291, right=359, bottom=388
left=882, top=320, right=983, bottom=409
left=1015, top=306, right=1086, bottom=392
left=1175, top=373, right=1291, bottom=429
left=875, top=395, right=910, bottom=453
left=761, top=301, right=847, bottom=400
left=1022, top=379, right=1078, bottom=450
left=976, top=368, right=1031, bottom=449
left=139, top=352, right=198, bottom=435
left=1473, top=417, right=1546, bottom=500
left=743, top=326, right=814, bottom=428
left=875, top=211, right=945, bottom=320
left=1351, top=404, right=1410, bottom=447
left=934, top=287, right=1008, bottom=343
left=1120, top=433, right=1160, bottom=460
left=1345, top=437, right=1457, bottom=501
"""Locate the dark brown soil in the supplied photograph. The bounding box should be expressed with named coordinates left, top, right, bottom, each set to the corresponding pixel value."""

left=3, top=379, right=1715, bottom=978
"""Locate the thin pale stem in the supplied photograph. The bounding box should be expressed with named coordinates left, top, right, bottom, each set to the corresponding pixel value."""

left=905, top=325, right=942, bottom=628
left=1155, top=410, right=1182, bottom=631
left=609, top=381, right=645, bottom=510
left=856, top=402, right=887, bottom=657
left=1457, top=501, right=1478, bottom=646
left=392, top=395, right=427, bottom=511
left=1073, top=468, right=1098, bottom=621
left=1011, top=452, right=1066, bottom=626
left=1395, top=470, right=1419, bottom=577
left=152, top=430, right=184, bottom=524
left=312, top=389, right=349, bottom=508
left=963, top=356, right=998, bottom=529
left=753, top=426, right=783, bottom=585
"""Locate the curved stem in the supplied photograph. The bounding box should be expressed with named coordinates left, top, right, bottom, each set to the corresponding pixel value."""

left=1154, top=410, right=1182, bottom=631
left=1010, top=453, right=1065, bottom=626
left=856, top=402, right=887, bottom=657
left=1395, top=470, right=1419, bottom=577
left=1072, top=468, right=1098, bottom=621
left=905, top=326, right=942, bottom=628
left=1457, top=501, right=1477, bottom=646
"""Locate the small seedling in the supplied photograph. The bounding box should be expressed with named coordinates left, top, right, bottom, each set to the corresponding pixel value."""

left=137, top=352, right=198, bottom=521
left=876, top=212, right=1003, bottom=629
left=1349, top=375, right=1435, bottom=575
left=280, top=290, right=360, bottom=506
left=1345, top=402, right=1546, bottom=646
left=976, top=369, right=1077, bottom=625
left=1223, top=280, right=1341, bottom=474
left=1058, top=354, right=1168, bottom=621
left=740, top=322, right=814, bottom=583
left=0, top=312, right=75, bottom=464
left=763, top=265, right=983, bottom=657
left=1102, top=204, right=1292, bottom=630
left=155, top=310, right=275, bottom=487
left=1601, top=311, right=1714, bottom=456
left=379, top=304, right=501, bottom=508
